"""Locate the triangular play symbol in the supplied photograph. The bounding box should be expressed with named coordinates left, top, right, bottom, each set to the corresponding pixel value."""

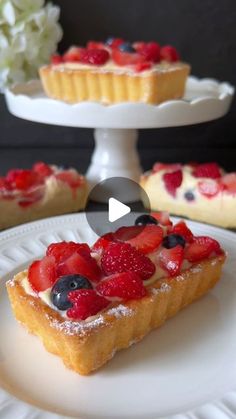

left=108, top=198, right=131, bottom=223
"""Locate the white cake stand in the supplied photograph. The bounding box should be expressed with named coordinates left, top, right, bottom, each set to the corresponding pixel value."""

left=5, top=76, right=234, bottom=200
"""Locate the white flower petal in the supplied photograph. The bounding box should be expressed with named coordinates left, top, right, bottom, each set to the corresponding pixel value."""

left=3, top=2, right=16, bottom=26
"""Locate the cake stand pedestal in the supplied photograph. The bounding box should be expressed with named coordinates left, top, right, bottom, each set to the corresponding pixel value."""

left=5, top=76, right=234, bottom=201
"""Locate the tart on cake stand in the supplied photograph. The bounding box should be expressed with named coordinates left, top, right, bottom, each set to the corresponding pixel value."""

left=5, top=76, right=234, bottom=202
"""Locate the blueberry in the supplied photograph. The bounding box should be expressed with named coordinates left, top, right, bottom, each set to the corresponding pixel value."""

left=162, top=234, right=186, bottom=249
left=184, top=191, right=195, bottom=201
left=135, top=214, right=158, bottom=226
left=50, top=274, right=92, bottom=310
left=119, top=43, right=136, bottom=53
left=105, top=37, right=115, bottom=45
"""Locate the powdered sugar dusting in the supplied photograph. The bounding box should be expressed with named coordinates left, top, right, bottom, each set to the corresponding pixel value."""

left=48, top=314, right=106, bottom=336
left=150, top=282, right=171, bottom=295
left=107, top=304, right=134, bottom=318
left=6, top=278, right=15, bottom=287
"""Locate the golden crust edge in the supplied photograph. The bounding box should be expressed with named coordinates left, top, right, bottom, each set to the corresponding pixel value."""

left=6, top=254, right=225, bottom=375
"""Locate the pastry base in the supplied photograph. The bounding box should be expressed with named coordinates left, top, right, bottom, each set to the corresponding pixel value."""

left=7, top=255, right=225, bottom=375
left=39, top=64, right=190, bottom=105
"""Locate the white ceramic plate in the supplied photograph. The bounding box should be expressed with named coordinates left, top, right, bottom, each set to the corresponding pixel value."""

left=0, top=213, right=236, bottom=419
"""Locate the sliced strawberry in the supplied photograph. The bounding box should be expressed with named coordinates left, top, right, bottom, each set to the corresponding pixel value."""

left=192, top=162, right=221, bottom=179
left=221, top=173, right=236, bottom=195
left=55, top=170, right=84, bottom=188
left=51, top=54, right=63, bottom=64
left=171, top=221, right=194, bottom=242
left=137, top=42, right=161, bottom=62
left=28, top=255, right=57, bottom=292
left=185, top=236, right=222, bottom=263
left=96, top=272, right=147, bottom=300
left=198, top=180, right=221, bottom=198
left=101, top=242, right=156, bottom=280
left=163, top=169, right=183, bottom=197
left=67, top=289, right=109, bottom=320
left=33, top=162, right=53, bottom=178
left=150, top=211, right=173, bottom=227
left=46, top=241, right=90, bottom=264
left=112, top=49, right=145, bottom=66
left=92, top=233, right=115, bottom=253
left=106, top=37, right=124, bottom=48
left=114, top=225, right=163, bottom=254
left=80, top=48, right=110, bottom=65
left=134, top=61, right=152, bottom=72
left=63, top=46, right=84, bottom=62
left=153, top=162, right=182, bottom=173
left=159, top=245, right=184, bottom=276
left=57, top=251, right=101, bottom=283
left=18, top=187, right=44, bottom=207
left=6, top=169, right=41, bottom=190
left=87, top=41, right=105, bottom=50
left=160, top=45, right=180, bottom=62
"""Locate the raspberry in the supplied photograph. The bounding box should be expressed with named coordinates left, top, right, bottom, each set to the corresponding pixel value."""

left=160, top=46, right=180, bottom=62
left=198, top=180, right=221, bottom=198
left=46, top=241, right=90, bottom=263
left=96, top=272, right=147, bottom=300
left=6, top=169, right=40, bottom=190
left=137, top=42, right=161, bottom=62
left=57, top=251, right=101, bottom=283
left=171, top=221, right=194, bottom=242
left=33, top=162, right=53, bottom=178
left=101, top=242, right=156, bottom=280
left=114, top=225, right=163, bottom=254
left=192, top=163, right=221, bottom=179
left=87, top=41, right=105, bottom=50
left=185, top=236, right=222, bottom=263
left=221, top=173, right=236, bottom=195
left=51, top=54, right=63, bottom=64
left=162, top=169, right=183, bottom=197
left=159, top=245, right=184, bottom=276
left=67, top=289, right=109, bottom=320
left=80, top=48, right=110, bottom=65
left=28, top=255, right=57, bottom=292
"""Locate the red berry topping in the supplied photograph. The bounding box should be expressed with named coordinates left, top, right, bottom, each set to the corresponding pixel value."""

left=101, top=242, right=156, bottom=280
left=185, top=236, right=222, bottom=263
left=96, top=272, right=147, bottom=300
left=150, top=211, right=173, bottom=227
left=46, top=241, right=90, bottom=264
left=114, top=225, right=163, bottom=254
left=51, top=54, right=63, bottom=65
left=6, top=169, right=40, bottom=190
left=137, top=42, right=161, bottom=63
left=171, top=221, right=194, bottom=242
left=106, top=38, right=124, bottom=48
left=92, top=233, right=115, bottom=253
left=67, top=289, right=109, bottom=320
left=153, top=162, right=182, bottom=173
left=198, top=180, right=221, bottom=198
left=57, top=251, right=101, bottom=283
left=159, top=245, right=184, bottom=276
left=192, top=163, right=221, bottom=179
left=33, top=162, right=53, bottom=178
left=80, top=48, right=110, bottom=65
left=221, top=173, right=236, bottom=195
left=160, top=45, right=180, bottom=62
left=112, top=49, right=145, bottom=66
left=87, top=41, right=105, bottom=50
left=28, top=255, right=57, bottom=292
left=55, top=170, right=84, bottom=188
left=18, top=187, right=44, bottom=207
left=63, top=47, right=83, bottom=62
left=163, top=169, right=183, bottom=197
left=134, top=61, right=152, bottom=72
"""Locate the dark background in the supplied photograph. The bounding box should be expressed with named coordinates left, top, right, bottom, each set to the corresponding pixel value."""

left=1, top=0, right=236, bottom=175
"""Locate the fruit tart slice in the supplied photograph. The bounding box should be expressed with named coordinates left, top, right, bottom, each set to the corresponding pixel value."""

left=140, top=162, right=236, bottom=228
left=6, top=213, right=226, bottom=375
left=0, top=162, right=87, bottom=229
left=39, top=37, right=190, bottom=105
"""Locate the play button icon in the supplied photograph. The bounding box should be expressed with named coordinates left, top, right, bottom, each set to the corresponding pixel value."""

left=86, top=177, right=151, bottom=237
left=108, top=198, right=131, bottom=222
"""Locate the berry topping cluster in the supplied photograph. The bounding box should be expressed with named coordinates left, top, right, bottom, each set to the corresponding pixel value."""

left=152, top=162, right=236, bottom=198
left=0, top=162, right=84, bottom=206
left=28, top=213, right=223, bottom=321
left=51, top=38, right=180, bottom=72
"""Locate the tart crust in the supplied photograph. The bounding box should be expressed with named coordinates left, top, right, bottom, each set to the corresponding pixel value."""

left=6, top=254, right=225, bottom=375
left=39, top=63, right=190, bottom=105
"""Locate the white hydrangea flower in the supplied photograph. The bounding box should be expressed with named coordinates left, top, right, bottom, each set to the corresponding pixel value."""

left=0, top=0, right=62, bottom=91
